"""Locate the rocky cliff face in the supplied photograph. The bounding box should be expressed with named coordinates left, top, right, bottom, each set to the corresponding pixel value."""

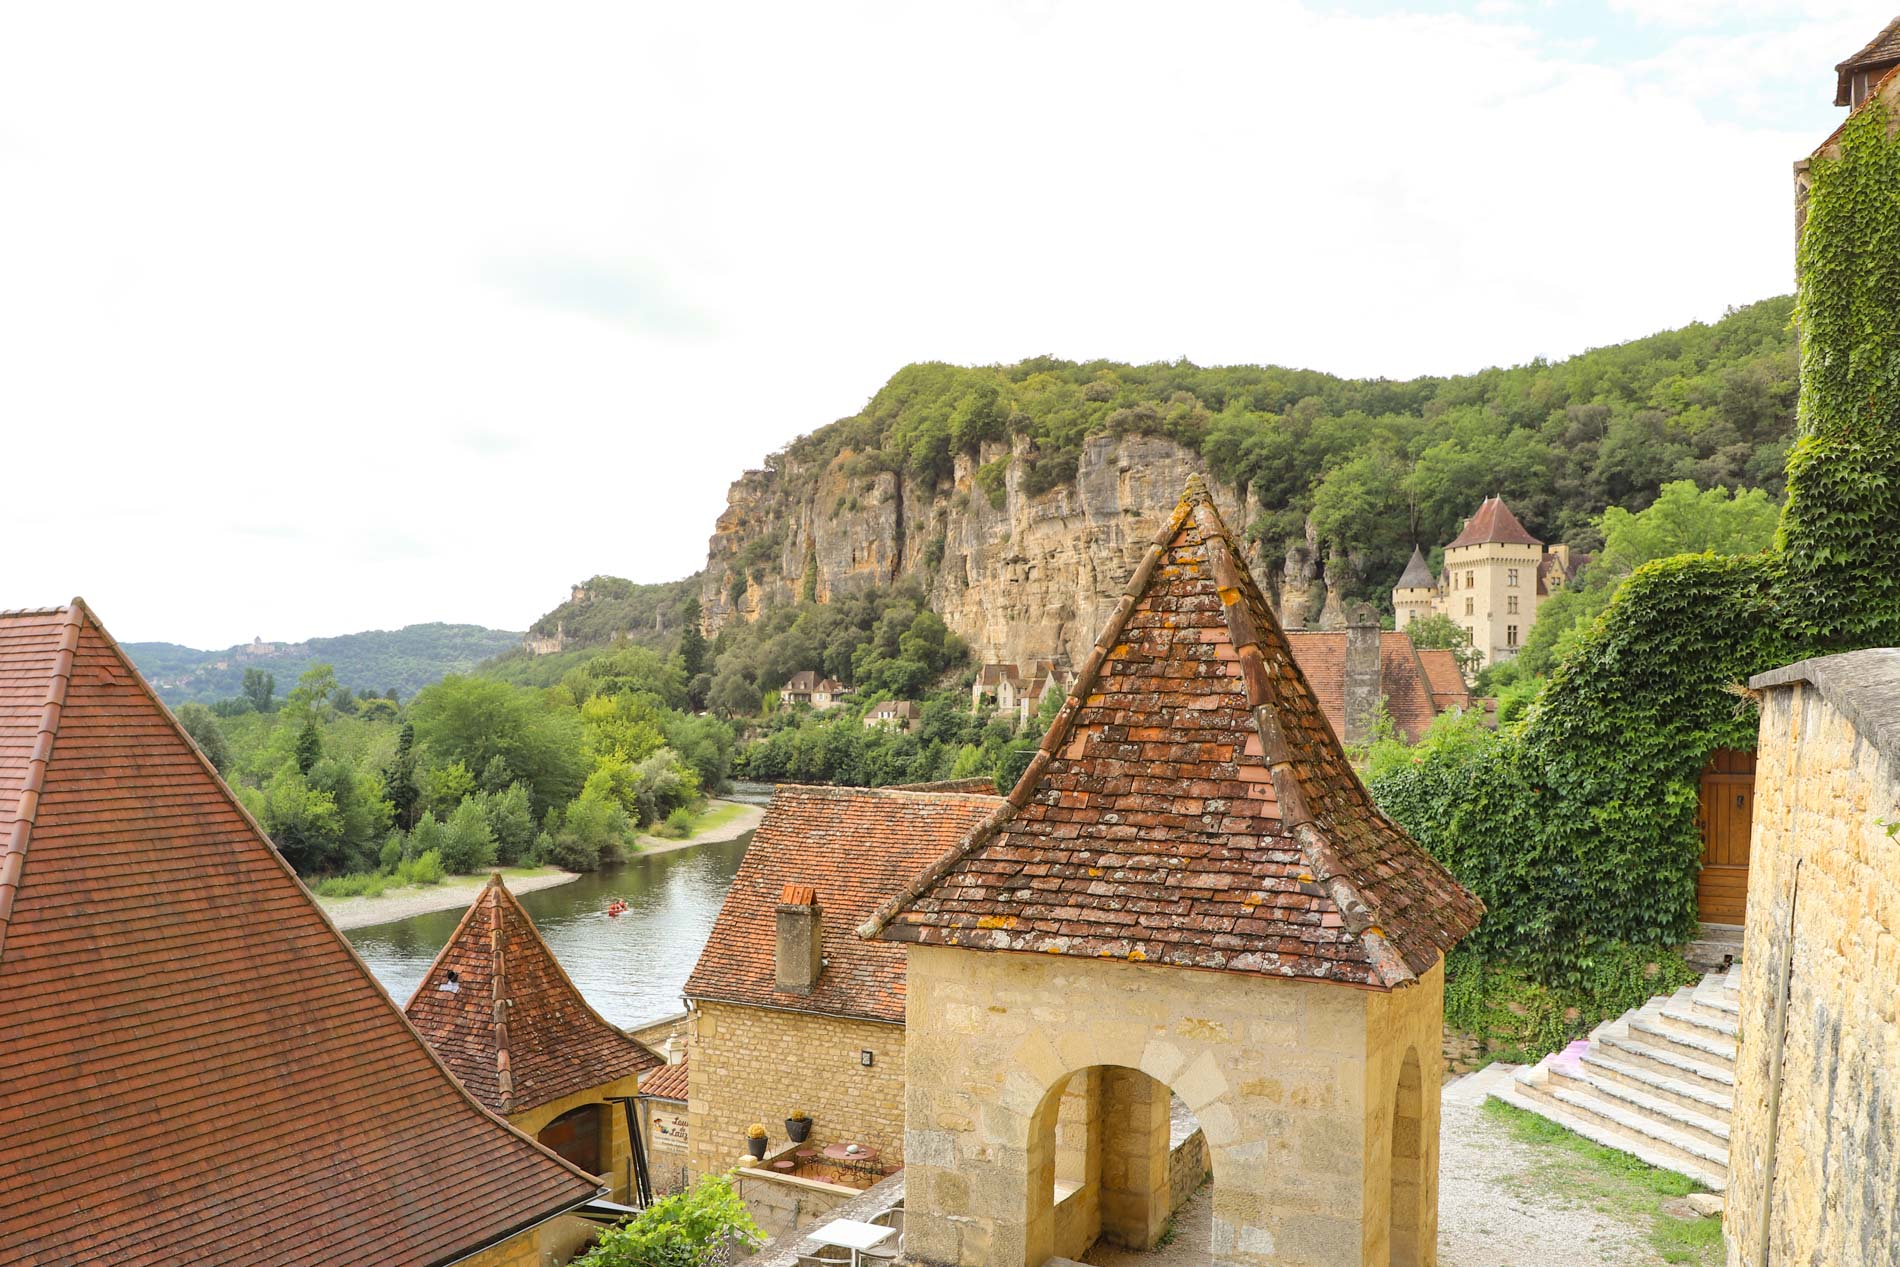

left=699, top=432, right=1275, bottom=671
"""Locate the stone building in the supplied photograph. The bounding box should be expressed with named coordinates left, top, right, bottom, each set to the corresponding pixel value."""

left=0, top=601, right=604, bottom=1267
left=680, top=784, right=1000, bottom=1181
left=864, top=699, right=923, bottom=731
left=1389, top=496, right=1584, bottom=669
left=1285, top=610, right=1472, bottom=745
left=1726, top=649, right=1900, bottom=1267
left=406, top=873, right=662, bottom=1205
left=865, top=478, right=1484, bottom=1267
left=781, top=670, right=848, bottom=710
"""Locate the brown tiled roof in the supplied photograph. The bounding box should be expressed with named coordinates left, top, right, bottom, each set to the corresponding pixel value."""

left=785, top=670, right=820, bottom=692
left=865, top=479, right=1483, bottom=988
left=1282, top=631, right=1445, bottom=744
left=1416, top=649, right=1473, bottom=713
left=684, top=785, right=1001, bottom=1023
left=0, top=602, right=600, bottom=1267
left=407, top=873, right=659, bottom=1115
left=1837, top=17, right=1900, bottom=105
left=1445, top=496, right=1542, bottom=550
left=642, top=1058, right=691, bottom=1102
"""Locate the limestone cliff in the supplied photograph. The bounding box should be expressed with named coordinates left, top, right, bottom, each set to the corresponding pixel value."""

left=698, top=432, right=1273, bottom=671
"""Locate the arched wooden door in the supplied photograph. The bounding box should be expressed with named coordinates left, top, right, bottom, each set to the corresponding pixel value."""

left=1696, top=749, right=1755, bottom=924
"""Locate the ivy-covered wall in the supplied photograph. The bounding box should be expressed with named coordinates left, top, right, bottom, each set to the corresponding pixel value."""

left=1372, top=99, right=1900, bottom=981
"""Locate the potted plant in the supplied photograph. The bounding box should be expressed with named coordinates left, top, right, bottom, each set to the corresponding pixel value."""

left=745, top=1123, right=768, bottom=1160
left=785, top=1109, right=812, bottom=1143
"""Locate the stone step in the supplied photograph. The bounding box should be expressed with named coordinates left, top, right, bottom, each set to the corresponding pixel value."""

left=1493, top=1079, right=1726, bottom=1192
left=1658, top=999, right=1739, bottom=1042
left=1628, top=1016, right=1737, bottom=1068
left=1545, top=1063, right=1731, bottom=1149
left=1689, top=979, right=1741, bottom=1019
left=1594, top=1024, right=1736, bottom=1093
left=1578, top=1048, right=1733, bottom=1118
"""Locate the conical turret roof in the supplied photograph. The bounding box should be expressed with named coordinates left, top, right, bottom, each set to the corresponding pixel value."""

left=407, top=872, right=659, bottom=1114
left=864, top=479, right=1482, bottom=988
left=1397, top=545, right=1437, bottom=590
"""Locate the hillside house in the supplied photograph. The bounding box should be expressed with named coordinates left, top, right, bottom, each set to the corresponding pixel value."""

left=865, top=477, right=1482, bottom=1266
left=781, top=670, right=848, bottom=710
left=0, top=601, right=604, bottom=1267
left=1391, top=495, right=1587, bottom=668
left=863, top=699, right=922, bottom=731
left=679, top=785, right=999, bottom=1190
left=972, top=662, right=1024, bottom=712
left=973, top=659, right=1075, bottom=724
left=406, top=873, right=662, bottom=1206
left=1727, top=649, right=1900, bottom=1266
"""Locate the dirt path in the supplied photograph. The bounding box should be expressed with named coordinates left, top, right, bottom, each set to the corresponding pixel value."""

left=1078, top=1065, right=1657, bottom=1267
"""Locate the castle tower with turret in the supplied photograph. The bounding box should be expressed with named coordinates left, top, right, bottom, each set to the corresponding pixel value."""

left=1392, top=545, right=1438, bottom=630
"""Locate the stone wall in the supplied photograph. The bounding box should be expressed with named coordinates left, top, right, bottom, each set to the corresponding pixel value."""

left=900, top=943, right=1446, bottom=1267
left=732, top=1151, right=865, bottom=1240
left=449, top=1214, right=598, bottom=1267
left=686, top=1001, right=906, bottom=1180
left=1727, top=659, right=1900, bottom=1267
left=509, top=1072, right=647, bottom=1205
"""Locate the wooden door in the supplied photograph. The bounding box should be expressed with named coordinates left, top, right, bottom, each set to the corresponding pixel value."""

left=1696, top=748, right=1755, bottom=924
left=538, top=1104, right=604, bottom=1175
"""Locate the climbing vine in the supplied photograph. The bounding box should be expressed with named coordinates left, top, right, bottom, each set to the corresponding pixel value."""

left=1372, top=97, right=1900, bottom=983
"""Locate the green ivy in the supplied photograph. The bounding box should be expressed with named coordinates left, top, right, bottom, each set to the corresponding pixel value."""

left=1372, top=98, right=1900, bottom=984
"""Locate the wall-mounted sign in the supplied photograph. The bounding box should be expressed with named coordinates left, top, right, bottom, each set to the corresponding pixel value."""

left=650, top=1108, right=690, bottom=1151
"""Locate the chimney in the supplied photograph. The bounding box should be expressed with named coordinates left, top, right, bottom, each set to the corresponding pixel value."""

left=775, top=883, right=824, bottom=995
left=1344, top=602, right=1382, bottom=745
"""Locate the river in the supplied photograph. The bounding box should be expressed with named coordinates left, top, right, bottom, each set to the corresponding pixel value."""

left=347, top=831, right=754, bottom=1030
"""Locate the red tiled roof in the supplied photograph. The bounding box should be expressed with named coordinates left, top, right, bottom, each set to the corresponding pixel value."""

left=0, top=602, right=600, bottom=1267
left=1416, top=649, right=1473, bottom=713
left=1282, top=631, right=1445, bottom=744
left=406, top=873, right=659, bottom=1116
left=1837, top=17, right=1900, bottom=105
left=684, top=785, right=1001, bottom=1023
left=865, top=479, right=1483, bottom=988
left=641, top=1058, right=691, bottom=1102
left=1445, top=496, right=1542, bottom=550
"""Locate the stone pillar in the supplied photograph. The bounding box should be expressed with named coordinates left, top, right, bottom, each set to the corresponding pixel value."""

left=1344, top=602, right=1382, bottom=745
left=1099, top=1068, right=1173, bottom=1250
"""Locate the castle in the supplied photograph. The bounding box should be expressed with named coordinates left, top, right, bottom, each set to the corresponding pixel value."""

left=1392, top=495, right=1584, bottom=670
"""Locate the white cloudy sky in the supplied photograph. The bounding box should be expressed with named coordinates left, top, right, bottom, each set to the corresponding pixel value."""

left=0, top=1, right=1876, bottom=647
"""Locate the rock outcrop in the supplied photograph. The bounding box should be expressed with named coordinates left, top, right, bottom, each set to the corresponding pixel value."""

left=698, top=432, right=1265, bottom=671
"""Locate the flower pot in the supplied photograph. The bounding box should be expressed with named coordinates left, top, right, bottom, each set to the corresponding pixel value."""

left=746, top=1135, right=768, bottom=1159
left=785, top=1117, right=812, bottom=1143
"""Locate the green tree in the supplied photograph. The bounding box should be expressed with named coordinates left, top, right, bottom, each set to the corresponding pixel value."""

left=438, top=798, right=499, bottom=874
left=408, top=676, right=587, bottom=814
left=294, top=717, right=322, bottom=776
left=174, top=702, right=231, bottom=773
left=241, top=668, right=275, bottom=713
left=1403, top=612, right=1481, bottom=681
left=477, top=783, right=537, bottom=866
left=385, top=721, right=421, bottom=830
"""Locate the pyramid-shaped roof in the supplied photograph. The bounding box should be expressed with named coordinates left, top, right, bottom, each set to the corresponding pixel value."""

left=1396, top=545, right=1437, bottom=590
left=864, top=480, right=1482, bottom=988
left=0, top=602, right=600, bottom=1267
left=407, top=873, right=660, bottom=1115
left=1445, top=495, right=1542, bottom=550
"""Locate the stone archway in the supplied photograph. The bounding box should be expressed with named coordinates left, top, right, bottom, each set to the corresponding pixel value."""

left=1389, top=1047, right=1425, bottom=1267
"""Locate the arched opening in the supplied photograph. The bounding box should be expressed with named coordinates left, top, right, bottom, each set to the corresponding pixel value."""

left=1023, top=1066, right=1213, bottom=1265
left=537, top=1103, right=605, bottom=1175
left=1389, top=1046, right=1424, bottom=1267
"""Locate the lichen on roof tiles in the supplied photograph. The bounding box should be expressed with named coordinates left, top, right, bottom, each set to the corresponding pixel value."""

left=865, top=478, right=1482, bottom=988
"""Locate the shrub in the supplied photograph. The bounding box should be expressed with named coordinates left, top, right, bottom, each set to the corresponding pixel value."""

left=405, top=849, right=446, bottom=886
left=574, top=1174, right=761, bottom=1267
left=378, top=833, right=404, bottom=874
left=659, top=806, right=697, bottom=839
left=437, top=799, right=498, bottom=874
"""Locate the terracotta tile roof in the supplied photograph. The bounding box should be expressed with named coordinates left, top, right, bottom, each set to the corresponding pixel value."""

left=684, top=785, right=1001, bottom=1023
left=1416, top=649, right=1473, bottom=713
left=1445, top=496, right=1542, bottom=550
left=1837, top=17, right=1900, bottom=105
left=406, top=873, right=659, bottom=1116
left=1396, top=545, right=1436, bottom=590
left=1282, top=631, right=1446, bottom=744
left=641, top=1058, right=691, bottom=1102
left=0, top=602, right=600, bottom=1267
left=864, top=479, right=1483, bottom=988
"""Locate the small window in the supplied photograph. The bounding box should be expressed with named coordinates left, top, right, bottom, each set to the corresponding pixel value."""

left=1507, top=568, right=1519, bottom=587
left=538, top=1104, right=605, bottom=1175
left=1507, top=624, right=1520, bottom=648
left=1465, top=570, right=1475, bottom=588
left=1507, top=596, right=1519, bottom=615
left=1464, top=597, right=1474, bottom=616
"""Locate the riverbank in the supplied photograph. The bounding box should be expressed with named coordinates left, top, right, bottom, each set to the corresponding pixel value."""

left=321, top=866, right=581, bottom=931
left=634, top=798, right=765, bottom=855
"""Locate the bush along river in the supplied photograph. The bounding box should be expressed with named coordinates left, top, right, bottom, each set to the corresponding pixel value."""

left=347, top=830, right=754, bottom=1029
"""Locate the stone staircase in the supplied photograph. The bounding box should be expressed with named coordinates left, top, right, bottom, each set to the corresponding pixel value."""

left=1493, top=965, right=1739, bottom=1192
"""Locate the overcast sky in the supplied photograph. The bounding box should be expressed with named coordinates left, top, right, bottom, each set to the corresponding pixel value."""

left=0, top=1, right=1872, bottom=647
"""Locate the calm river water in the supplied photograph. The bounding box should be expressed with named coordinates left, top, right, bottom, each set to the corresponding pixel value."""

left=347, top=832, right=753, bottom=1030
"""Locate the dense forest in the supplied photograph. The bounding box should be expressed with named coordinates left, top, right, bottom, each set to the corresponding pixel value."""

left=128, top=623, right=521, bottom=705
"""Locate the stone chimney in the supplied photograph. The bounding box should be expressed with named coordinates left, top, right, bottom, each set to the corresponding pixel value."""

left=1344, top=601, right=1382, bottom=745
left=774, top=883, right=824, bottom=995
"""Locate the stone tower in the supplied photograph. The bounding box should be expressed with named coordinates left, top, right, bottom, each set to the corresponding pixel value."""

left=1437, top=496, right=1543, bottom=669
left=864, top=477, right=1484, bottom=1267
left=1392, top=546, right=1438, bottom=631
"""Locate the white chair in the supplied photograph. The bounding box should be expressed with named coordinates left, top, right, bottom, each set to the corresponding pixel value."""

left=859, top=1207, right=904, bottom=1261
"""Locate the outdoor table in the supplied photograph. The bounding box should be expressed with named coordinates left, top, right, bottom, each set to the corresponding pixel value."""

left=808, top=1217, right=893, bottom=1266
left=821, top=1142, right=879, bottom=1164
